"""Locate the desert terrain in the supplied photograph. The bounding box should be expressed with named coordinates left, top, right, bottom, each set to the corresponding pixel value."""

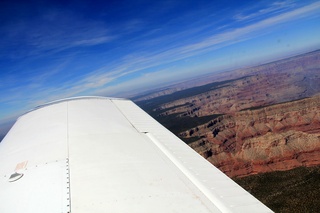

left=135, top=50, right=320, bottom=211
left=136, top=50, right=320, bottom=178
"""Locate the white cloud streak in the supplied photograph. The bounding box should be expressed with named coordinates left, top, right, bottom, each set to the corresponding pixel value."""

left=36, top=1, right=320, bottom=98
left=0, top=9, right=114, bottom=59
left=2, top=1, right=320, bottom=119
left=233, top=0, right=296, bottom=21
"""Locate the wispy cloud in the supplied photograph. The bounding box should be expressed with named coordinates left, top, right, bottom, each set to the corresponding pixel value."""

left=1, top=0, right=320, bottom=123
left=94, top=67, right=178, bottom=97
left=233, top=0, right=297, bottom=22
left=40, top=1, right=320, bottom=98
left=132, top=1, right=320, bottom=65
left=0, top=9, right=114, bottom=59
left=70, top=36, right=114, bottom=47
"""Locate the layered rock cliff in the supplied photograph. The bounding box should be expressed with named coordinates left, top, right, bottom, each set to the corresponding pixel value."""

left=158, top=67, right=319, bottom=118
left=141, top=49, right=320, bottom=117
left=182, top=95, right=320, bottom=177
left=137, top=50, right=320, bottom=178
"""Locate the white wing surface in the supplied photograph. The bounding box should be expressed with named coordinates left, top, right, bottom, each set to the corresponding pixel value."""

left=0, top=97, right=273, bottom=213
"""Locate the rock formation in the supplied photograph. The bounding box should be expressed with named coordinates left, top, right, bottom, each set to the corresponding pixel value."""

left=183, top=95, right=320, bottom=177
left=137, top=50, right=320, bottom=178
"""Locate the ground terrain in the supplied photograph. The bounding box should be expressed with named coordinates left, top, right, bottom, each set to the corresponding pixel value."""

left=135, top=50, right=320, bottom=212
left=136, top=50, right=320, bottom=177
left=233, top=166, right=320, bottom=213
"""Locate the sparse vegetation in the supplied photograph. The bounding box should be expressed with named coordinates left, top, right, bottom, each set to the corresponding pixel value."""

left=240, top=97, right=310, bottom=111
left=233, top=166, right=320, bottom=212
left=154, top=113, right=222, bottom=135
left=182, top=136, right=204, bottom=144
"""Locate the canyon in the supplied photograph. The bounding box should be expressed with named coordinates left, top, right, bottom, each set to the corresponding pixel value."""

left=136, top=50, right=320, bottom=178
left=185, top=95, right=320, bottom=177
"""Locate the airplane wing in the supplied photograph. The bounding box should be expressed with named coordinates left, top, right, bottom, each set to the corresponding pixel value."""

left=0, top=97, right=273, bottom=213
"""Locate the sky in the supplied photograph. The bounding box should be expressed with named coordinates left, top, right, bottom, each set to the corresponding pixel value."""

left=1, top=0, right=320, bottom=137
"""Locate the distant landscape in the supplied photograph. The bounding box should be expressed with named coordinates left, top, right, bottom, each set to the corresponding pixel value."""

left=135, top=49, right=320, bottom=212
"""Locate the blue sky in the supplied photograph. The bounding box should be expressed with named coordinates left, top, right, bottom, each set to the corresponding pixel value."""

left=1, top=0, right=320, bottom=136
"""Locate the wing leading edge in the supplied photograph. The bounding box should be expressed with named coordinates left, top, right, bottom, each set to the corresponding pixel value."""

left=0, top=97, right=273, bottom=213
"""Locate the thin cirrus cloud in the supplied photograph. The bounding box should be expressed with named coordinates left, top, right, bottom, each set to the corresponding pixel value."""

left=19, top=2, right=320, bottom=84
left=88, top=0, right=319, bottom=87
left=71, top=36, right=114, bottom=47
left=94, top=67, right=178, bottom=97
left=1, top=10, right=113, bottom=59
left=31, top=0, right=320, bottom=101
left=1, top=0, right=320, bottom=123
left=171, top=1, right=320, bottom=58
left=233, top=0, right=297, bottom=21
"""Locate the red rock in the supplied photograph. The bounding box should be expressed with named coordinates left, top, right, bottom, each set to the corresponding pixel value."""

left=187, top=96, right=320, bottom=177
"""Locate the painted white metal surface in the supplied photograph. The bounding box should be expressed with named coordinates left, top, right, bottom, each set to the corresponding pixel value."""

left=0, top=160, right=70, bottom=213
left=113, top=99, right=273, bottom=213
left=0, top=101, right=70, bottom=213
left=0, top=97, right=273, bottom=212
